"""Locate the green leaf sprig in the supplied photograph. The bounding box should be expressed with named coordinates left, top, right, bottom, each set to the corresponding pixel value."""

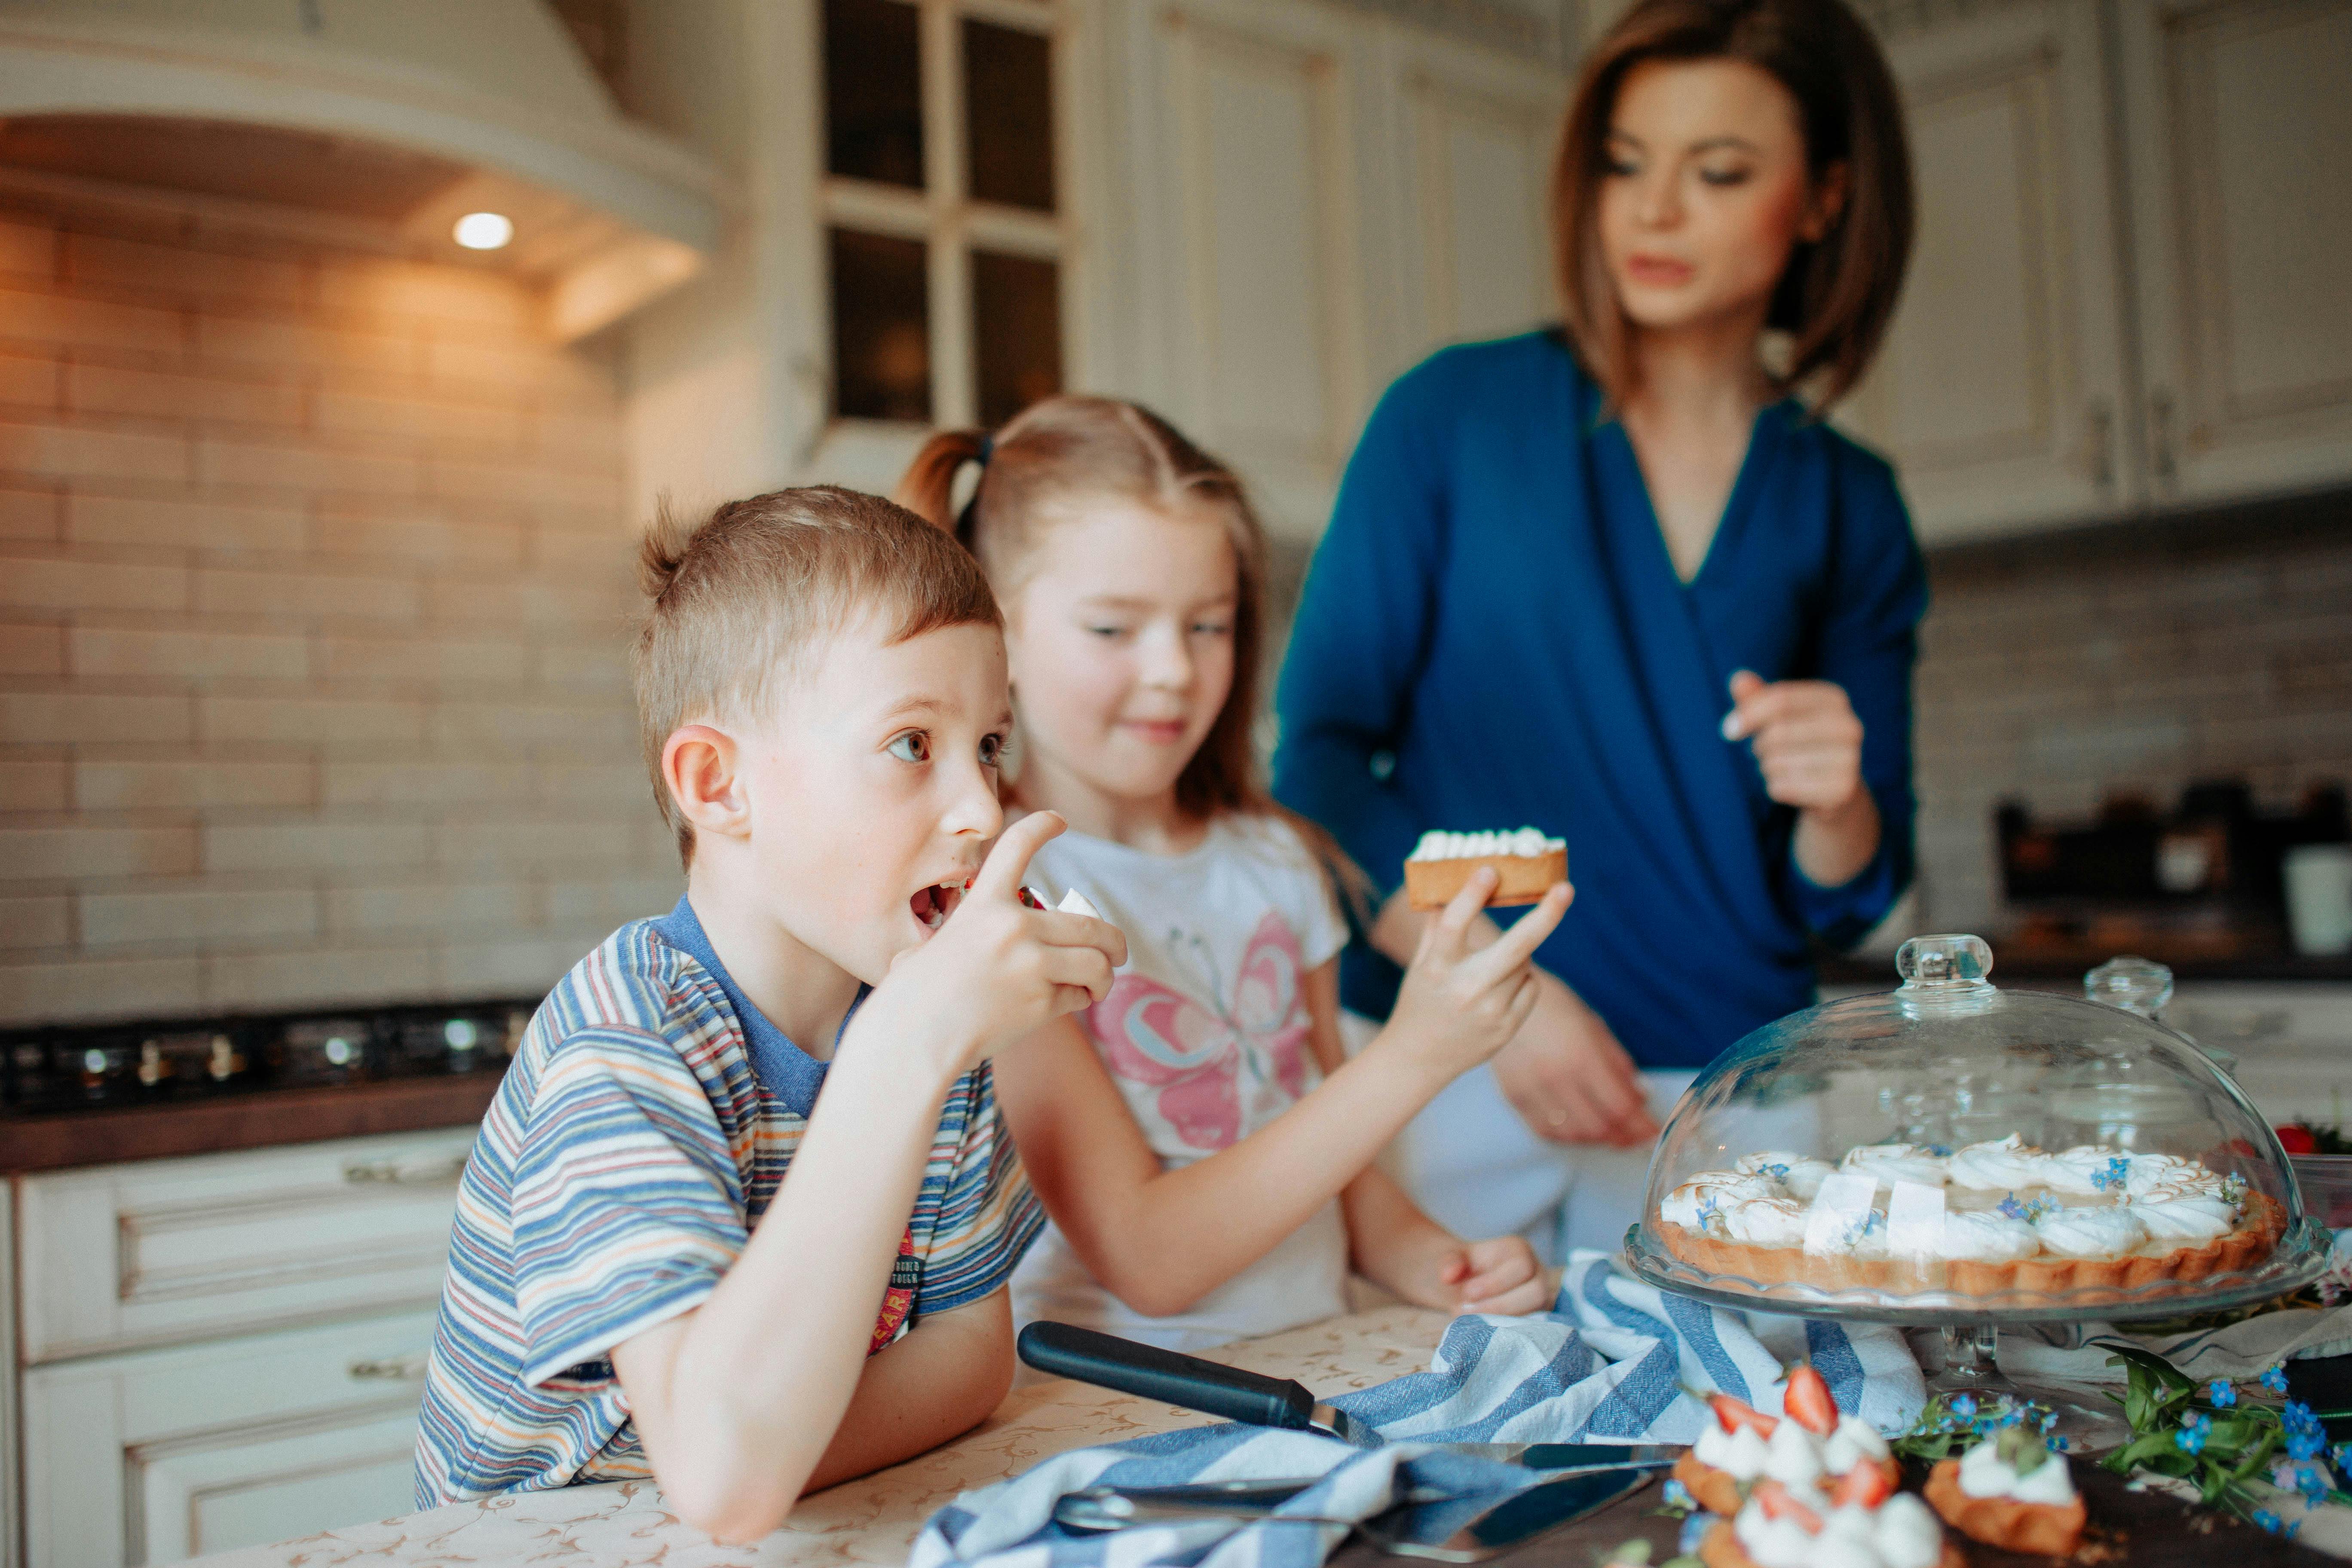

left=1893, top=1390, right=2066, bottom=1463
left=2100, top=1345, right=2352, bottom=1537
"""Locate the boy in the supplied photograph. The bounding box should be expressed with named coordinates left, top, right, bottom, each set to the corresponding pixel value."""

left=412, top=488, right=1126, bottom=1541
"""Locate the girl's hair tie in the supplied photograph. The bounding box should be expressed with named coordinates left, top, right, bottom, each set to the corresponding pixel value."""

left=975, top=432, right=995, bottom=468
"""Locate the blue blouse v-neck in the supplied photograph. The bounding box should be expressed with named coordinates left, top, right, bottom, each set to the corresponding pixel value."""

left=1272, top=331, right=1927, bottom=1069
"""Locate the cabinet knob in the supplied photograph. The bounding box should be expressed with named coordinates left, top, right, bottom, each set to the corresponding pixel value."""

left=2150, top=388, right=2178, bottom=492
left=348, top=1352, right=432, bottom=1382
left=2085, top=398, right=2114, bottom=489
left=343, top=1155, right=468, bottom=1187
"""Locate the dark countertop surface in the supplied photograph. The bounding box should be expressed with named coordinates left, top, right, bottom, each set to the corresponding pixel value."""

left=1820, top=951, right=2352, bottom=987
left=0, top=1069, right=501, bottom=1175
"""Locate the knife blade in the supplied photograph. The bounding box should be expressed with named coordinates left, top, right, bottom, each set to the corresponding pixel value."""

left=1364, top=1467, right=1655, bottom=1562
left=1017, top=1322, right=1676, bottom=1469
left=1053, top=1467, right=1654, bottom=1562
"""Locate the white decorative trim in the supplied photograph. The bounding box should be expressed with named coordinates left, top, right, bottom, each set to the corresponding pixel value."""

left=1323, top=0, right=1564, bottom=62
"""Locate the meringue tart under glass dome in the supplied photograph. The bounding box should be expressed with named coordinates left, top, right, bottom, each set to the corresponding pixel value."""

left=1623, top=934, right=2327, bottom=1323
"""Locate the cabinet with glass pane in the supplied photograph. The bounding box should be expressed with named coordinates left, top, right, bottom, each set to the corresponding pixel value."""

left=820, top=0, right=1070, bottom=433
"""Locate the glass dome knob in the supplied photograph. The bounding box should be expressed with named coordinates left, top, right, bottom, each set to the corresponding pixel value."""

left=2086, top=955, right=2174, bottom=1020
left=1896, top=933, right=1994, bottom=986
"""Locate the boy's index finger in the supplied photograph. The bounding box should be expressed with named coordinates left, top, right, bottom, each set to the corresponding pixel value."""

left=972, top=811, right=1065, bottom=902
left=1032, top=910, right=1129, bottom=967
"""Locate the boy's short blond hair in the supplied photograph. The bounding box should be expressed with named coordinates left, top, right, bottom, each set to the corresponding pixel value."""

left=634, top=485, right=1001, bottom=869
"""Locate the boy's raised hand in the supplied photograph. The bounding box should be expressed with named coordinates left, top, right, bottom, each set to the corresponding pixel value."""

left=1384, top=869, right=1573, bottom=1084
left=879, top=811, right=1128, bottom=1081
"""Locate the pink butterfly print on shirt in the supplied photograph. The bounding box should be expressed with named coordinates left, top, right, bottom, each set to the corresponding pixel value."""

left=1089, top=912, right=1313, bottom=1152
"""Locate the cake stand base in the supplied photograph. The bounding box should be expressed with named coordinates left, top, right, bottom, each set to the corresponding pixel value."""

left=1931, top=1324, right=2130, bottom=1455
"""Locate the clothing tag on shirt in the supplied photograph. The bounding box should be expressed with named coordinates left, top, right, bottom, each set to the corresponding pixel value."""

left=1885, top=1180, right=1947, bottom=1259
left=1803, top=1172, right=1879, bottom=1254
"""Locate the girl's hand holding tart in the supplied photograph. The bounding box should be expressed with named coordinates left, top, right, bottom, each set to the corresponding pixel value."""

left=1924, top=1427, right=2085, bottom=1557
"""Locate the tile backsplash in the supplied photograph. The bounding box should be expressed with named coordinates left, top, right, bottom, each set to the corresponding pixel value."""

left=0, top=190, right=678, bottom=1025
left=1911, top=495, right=2352, bottom=936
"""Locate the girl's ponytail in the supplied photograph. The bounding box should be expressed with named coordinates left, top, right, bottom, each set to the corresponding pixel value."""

left=893, top=429, right=990, bottom=544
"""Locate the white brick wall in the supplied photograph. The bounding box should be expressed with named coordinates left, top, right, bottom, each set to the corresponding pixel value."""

left=0, top=194, right=678, bottom=1024
left=1912, top=513, right=2352, bottom=934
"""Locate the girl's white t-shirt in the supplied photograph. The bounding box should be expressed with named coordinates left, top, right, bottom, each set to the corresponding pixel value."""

left=1011, top=812, right=1353, bottom=1351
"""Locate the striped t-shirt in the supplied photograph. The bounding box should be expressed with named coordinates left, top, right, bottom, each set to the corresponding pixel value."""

left=412, top=897, right=1044, bottom=1507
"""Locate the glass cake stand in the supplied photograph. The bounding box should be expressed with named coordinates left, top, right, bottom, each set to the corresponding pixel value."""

left=1623, top=934, right=2331, bottom=1453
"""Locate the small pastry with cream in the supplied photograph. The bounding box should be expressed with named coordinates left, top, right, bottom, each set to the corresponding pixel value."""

left=1402, top=827, right=1567, bottom=910
left=1671, top=1365, right=1901, bottom=1518
left=1700, top=1482, right=1961, bottom=1568
left=1924, top=1427, right=2084, bottom=1557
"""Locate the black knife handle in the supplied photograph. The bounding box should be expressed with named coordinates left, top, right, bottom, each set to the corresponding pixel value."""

left=1017, top=1321, right=1317, bottom=1430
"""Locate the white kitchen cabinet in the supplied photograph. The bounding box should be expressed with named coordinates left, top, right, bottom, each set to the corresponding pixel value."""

left=1114, top=0, right=1381, bottom=542
left=23, top=1309, right=439, bottom=1568
left=1842, top=0, right=2138, bottom=542
left=16, top=1127, right=473, bottom=1364
left=3, top=1189, right=19, bottom=1568
left=1369, top=24, right=1566, bottom=386
left=2116, top=0, right=2352, bottom=505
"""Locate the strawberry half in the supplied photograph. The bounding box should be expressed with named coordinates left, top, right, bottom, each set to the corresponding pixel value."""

left=1709, top=1392, right=1780, bottom=1436
left=1783, top=1363, right=1839, bottom=1436
left=1751, top=1479, right=1822, bottom=1531
left=1830, top=1462, right=1893, bottom=1510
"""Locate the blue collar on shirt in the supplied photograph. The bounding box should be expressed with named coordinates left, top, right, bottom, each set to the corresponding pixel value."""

left=648, top=895, right=865, bottom=1118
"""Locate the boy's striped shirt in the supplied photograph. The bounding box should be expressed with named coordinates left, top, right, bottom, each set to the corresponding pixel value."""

left=412, top=900, right=1042, bottom=1507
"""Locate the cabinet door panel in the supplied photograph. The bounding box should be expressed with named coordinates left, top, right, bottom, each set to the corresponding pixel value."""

left=1844, top=1, right=2132, bottom=540
left=1403, top=72, right=1554, bottom=346
left=18, top=1127, right=473, bottom=1362
left=23, top=1310, right=438, bottom=1568
left=2124, top=0, right=2352, bottom=500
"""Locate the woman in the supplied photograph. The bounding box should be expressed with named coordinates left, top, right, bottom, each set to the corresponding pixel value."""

left=1272, top=0, right=1926, bottom=1260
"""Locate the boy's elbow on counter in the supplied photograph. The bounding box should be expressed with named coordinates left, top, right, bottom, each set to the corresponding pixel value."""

left=659, top=1455, right=806, bottom=1545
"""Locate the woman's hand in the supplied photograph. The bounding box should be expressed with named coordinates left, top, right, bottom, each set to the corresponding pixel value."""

left=1490, top=972, right=1658, bottom=1147
left=1381, top=870, right=1573, bottom=1087
left=1722, top=671, right=1882, bottom=887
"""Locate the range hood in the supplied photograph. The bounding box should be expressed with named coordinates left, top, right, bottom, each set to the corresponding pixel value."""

left=0, top=0, right=729, bottom=338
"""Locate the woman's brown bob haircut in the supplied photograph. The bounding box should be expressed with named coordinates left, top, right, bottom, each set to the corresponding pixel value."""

left=634, top=485, right=999, bottom=869
left=1554, top=0, right=1913, bottom=411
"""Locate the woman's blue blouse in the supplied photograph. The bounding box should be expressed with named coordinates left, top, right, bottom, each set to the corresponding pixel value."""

left=1272, top=331, right=1928, bottom=1069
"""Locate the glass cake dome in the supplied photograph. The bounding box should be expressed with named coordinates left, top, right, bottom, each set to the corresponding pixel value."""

left=1623, top=934, right=2329, bottom=1324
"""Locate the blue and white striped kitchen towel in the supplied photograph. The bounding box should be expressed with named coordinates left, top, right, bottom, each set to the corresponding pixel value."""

left=912, top=1250, right=1926, bottom=1568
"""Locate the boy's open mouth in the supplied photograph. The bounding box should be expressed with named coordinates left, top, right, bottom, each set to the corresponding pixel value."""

left=910, top=879, right=965, bottom=934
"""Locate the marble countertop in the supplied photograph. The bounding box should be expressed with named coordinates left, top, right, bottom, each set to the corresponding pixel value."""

left=180, top=1306, right=1456, bottom=1568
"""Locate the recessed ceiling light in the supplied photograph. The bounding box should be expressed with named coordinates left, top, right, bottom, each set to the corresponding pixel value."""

left=452, top=211, right=514, bottom=250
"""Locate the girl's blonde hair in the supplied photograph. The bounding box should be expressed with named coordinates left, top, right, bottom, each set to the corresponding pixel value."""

left=896, top=397, right=1366, bottom=910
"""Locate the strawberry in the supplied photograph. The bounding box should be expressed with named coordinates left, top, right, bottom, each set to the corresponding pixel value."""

left=1751, top=1479, right=1822, bottom=1531
left=1783, top=1363, right=1839, bottom=1436
left=1709, top=1392, right=1780, bottom=1436
left=1830, top=1462, right=1893, bottom=1510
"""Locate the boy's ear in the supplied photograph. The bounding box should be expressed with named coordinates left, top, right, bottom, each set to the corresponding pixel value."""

left=663, top=724, right=750, bottom=844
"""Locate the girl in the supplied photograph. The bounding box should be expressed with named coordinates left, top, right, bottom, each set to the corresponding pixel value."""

left=1274, top=0, right=1925, bottom=1261
left=897, top=398, right=1573, bottom=1351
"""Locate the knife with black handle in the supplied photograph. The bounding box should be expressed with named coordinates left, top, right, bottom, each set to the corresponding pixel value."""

left=1017, top=1321, right=1675, bottom=1470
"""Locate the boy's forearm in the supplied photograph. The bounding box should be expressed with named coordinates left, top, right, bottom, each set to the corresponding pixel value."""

left=619, top=1036, right=963, bottom=1539
left=803, top=1291, right=1014, bottom=1494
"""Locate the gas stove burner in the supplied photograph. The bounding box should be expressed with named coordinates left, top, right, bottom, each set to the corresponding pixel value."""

left=0, top=998, right=538, bottom=1114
